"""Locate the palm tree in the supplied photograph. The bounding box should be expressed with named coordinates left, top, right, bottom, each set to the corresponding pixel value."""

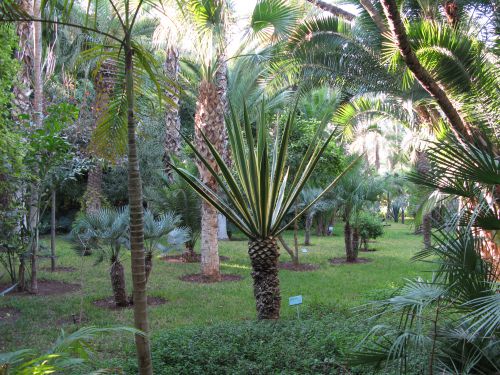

left=171, top=101, right=355, bottom=318
left=1, top=0, right=175, bottom=371
left=143, top=209, right=190, bottom=281
left=299, top=187, right=335, bottom=245
left=72, top=207, right=129, bottom=306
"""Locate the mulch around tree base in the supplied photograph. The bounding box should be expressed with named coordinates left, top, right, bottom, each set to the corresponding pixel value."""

left=329, top=257, right=373, bottom=265
left=40, top=266, right=77, bottom=272
left=92, top=296, right=167, bottom=310
left=0, top=280, right=80, bottom=296
left=279, top=262, right=320, bottom=271
left=0, top=307, right=21, bottom=324
left=162, top=254, right=230, bottom=264
left=179, top=273, right=242, bottom=283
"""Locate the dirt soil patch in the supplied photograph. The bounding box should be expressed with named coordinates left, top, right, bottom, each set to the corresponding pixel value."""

left=40, top=266, right=77, bottom=272
left=0, top=307, right=21, bottom=324
left=162, top=254, right=230, bottom=264
left=0, top=279, right=80, bottom=296
left=179, top=273, right=242, bottom=283
left=329, top=257, right=373, bottom=265
left=279, top=262, right=320, bottom=271
left=93, top=296, right=167, bottom=310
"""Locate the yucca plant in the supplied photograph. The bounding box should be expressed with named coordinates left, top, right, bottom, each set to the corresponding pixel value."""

left=71, top=207, right=129, bottom=307
left=171, top=102, right=355, bottom=319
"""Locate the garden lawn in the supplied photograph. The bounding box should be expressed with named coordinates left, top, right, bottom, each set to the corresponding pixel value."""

left=0, top=222, right=429, bottom=368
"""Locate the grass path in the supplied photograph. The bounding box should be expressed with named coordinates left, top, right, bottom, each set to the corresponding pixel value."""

left=1, top=222, right=428, bottom=358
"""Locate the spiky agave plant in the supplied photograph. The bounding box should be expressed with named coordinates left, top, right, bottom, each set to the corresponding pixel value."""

left=171, top=102, right=356, bottom=319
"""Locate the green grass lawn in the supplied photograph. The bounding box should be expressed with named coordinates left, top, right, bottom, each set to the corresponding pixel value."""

left=0, top=222, right=429, bottom=367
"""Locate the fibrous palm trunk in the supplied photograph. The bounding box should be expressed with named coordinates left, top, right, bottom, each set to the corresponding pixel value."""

left=110, top=259, right=128, bottom=307
left=352, top=227, right=360, bottom=253
left=416, top=150, right=432, bottom=249
left=50, top=189, right=56, bottom=271
left=248, top=237, right=281, bottom=319
left=304, top=214, right=313, bottom=245
left=125, top=43, right=152, bottom=375
left=194, top=80, right=224, bottom=280
left=345, top=220, right=356, bottom=262
left=86, top=166, right=103, bottom=213
left=163, top=46, right=181, bottom=181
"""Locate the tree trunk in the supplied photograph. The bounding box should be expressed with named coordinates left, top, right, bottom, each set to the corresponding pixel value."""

left=17, top=255, right=26, bottom=292
left=278, top=235, right=294, bottom=262
left=85, top=165, right=103, bottom=213
left=248, top=237, right=281, bottom=319
left=305, top=0, right=355, bottom=21
left=364, top=238, right=369, bottom=251
left=217, top=214, right=229, bottom=240
left=293, top=213, right=299, bottom=266
left=359, top=0, right=388, bottom=33
left=352, top=227, right=360, bottom=253
left=401, top=209, right=405, bottom=224
left=380, top=0, right=481, bottom=146
left=315, top=216, right=322, bottom=236
left=163, top=46, right=181, bottom=181
left=200, top=201, right=221, bottom=279
left=110, top=260, right=128, bottom=307
left=183, top=243, right=196, bottom=262
left=125, top=43, right=152, bottom=375
left=194, top=79, right=225, bottom=280
left=344, top=221, right=356, bottom=262
left=144, top=251, right=152, bottom=284
left=375, top=135, right=381, bottom=171
left=50, top=189, right=56, bottom=271
left=304, top=215, right=312, bottom=245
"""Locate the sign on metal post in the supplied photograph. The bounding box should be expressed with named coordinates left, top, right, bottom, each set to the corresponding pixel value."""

left=289, top=295, right=303, bottom=319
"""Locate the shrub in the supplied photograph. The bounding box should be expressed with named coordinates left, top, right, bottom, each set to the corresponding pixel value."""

left=125, top=317, right=355, bottom=374
left=357, top=212, right=384, bottom=251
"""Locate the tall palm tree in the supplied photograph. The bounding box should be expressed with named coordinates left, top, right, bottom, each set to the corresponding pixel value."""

left=171, top=101, right=355, bottom=318
left=1, top=0, right=176, bottom=371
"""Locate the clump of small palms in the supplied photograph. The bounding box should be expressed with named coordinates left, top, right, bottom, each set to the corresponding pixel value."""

left=143, top=209, right=190, bottom=281
left=72, top=207, right=129, bottom=307
left=171, top=101, right=355, bottom=319
left=146, top=171, right=201, bottom=261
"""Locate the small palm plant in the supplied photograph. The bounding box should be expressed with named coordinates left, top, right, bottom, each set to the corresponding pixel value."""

left=171, top=102, right=355, bottom=319
left=143, top=209, right=190, bottom=281
left=72, top=207, right=129, bottom=307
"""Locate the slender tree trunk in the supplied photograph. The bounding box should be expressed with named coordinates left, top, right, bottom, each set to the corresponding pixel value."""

left=163, top=46, right=181, bottom=181
left=304, top=215, right=312, bottom=245
left=293, top=210, right=299, bottom=266
left=183, top=243, right=196, bottom=262
left=248, top=237, right=281, bottom=319
left=401, top=209, right=405, bottom=224
left=306, top=0, right=355, bottom=21
left=17, top=255, right=26, bottom=292
left=125, top=43, right=152, bottom=375
left=364, top=238, right=369, bottom=251
left=278, top=235, right=294, bottom=262
left=375, top=135, right=381, bottom=171
left=315, top=216, right=322, bottom=236
left=380, top=0, right=484, bottom=146
left=50, top=189, right=56, bottom=271
left=359, top=0, right=388, bottom=33
left=110, top=259, right=128, bottom=307
left=144, top=251, right=152, bottom=284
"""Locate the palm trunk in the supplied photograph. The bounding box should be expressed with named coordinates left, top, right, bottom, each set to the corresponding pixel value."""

left=194, top=79, right=225, bottom=280
left=17, top=255, right=26, bottom=292
left=248, top=237, right=281, bottom=319
left=200, top=201, right=221, bottom=279
left=363, top=238, right=369, bottom=251
left=85, top=165, right=103, bottom=213
left=293, top=213, right=299, bottom=266
left=345, top=221, right=356, bottom=262
left=375, top=136, right=381, bottom=171
left=217, top=214, right=229, bottom=240
left=401, top=209, right=405, bottom=224
left=183, top=243, right=196, bottom=262
left=305, top=0, right=355, bottom=21
left=163, top=46, right=181, bottom=181
left=144, top=251, right=153, bottom=284
left=304, top=215, right=312, bottom=245
left=50, top=189, right=56, bottom=271
left=352, top=227, right=360, bottom=253
left=125, top=43, right=152, bottom=375
left=110, top=259, right=128, bottom=307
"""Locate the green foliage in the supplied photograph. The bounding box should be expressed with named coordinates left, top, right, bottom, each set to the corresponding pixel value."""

left=0, top=24, right=17, bottom=119
left=357, top=212, right=384, bottom=243
left=143, top=209, right=190, bottom=255
left=0, top=326, right=142, bottom=374
left=129, top=317, right=353, bottom=374
left=172, top=101, right=355, bottom=239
